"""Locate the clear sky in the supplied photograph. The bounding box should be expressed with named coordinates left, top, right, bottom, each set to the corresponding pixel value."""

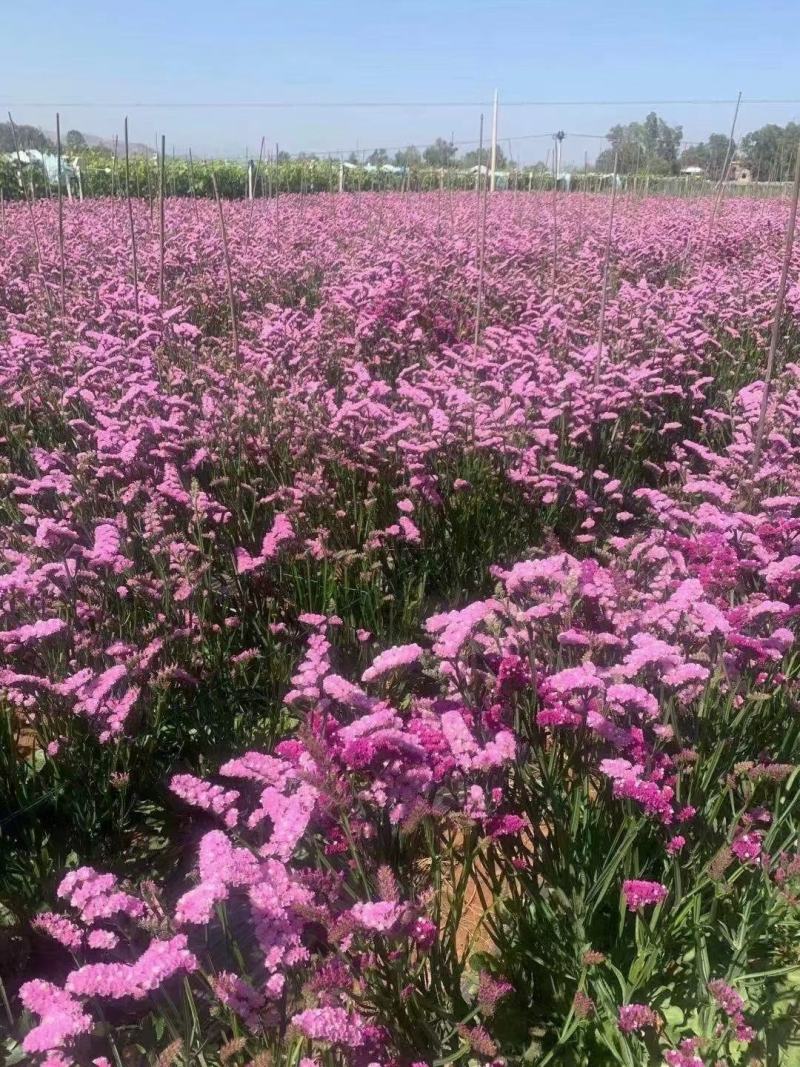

left=2, top=0, right=800, bottom=164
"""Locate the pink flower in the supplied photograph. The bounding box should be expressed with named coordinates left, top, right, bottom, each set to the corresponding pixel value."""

left=291, top=1006, right=367, bottom=1047
left=362, top=643, right=424, bottom=683
left=622, top=879, right=668, bottom=911
left=347, top=900, right=404, bottom=933
left=170, top=773, right=240, bottom=827
left=618, top=1002, right=658, bottom=1032
left=731, top=831, right=762, bottom=864
left=32, top=913, right=84, bottom=951
left=18, top=980, right=92, bottom=1054
left=65, top=935, right=197, bottom=999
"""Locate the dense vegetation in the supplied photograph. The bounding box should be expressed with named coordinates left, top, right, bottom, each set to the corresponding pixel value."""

left=1, top=187, right=800, bottom=1066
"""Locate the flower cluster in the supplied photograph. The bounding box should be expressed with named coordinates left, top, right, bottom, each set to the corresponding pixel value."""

left=3, top=189, right=800, bottom=1066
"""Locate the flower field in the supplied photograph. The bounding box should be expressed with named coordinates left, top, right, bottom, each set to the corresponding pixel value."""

left=1, top=188, right=800, bottom=1066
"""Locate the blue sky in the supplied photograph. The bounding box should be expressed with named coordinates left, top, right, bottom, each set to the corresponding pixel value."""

left=2, top=0, right=800, bottom=163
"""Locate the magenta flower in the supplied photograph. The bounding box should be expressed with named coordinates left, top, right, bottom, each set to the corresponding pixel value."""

left=622, top=879, right=668, bottom=911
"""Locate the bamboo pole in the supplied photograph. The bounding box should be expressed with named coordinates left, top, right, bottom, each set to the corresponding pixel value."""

left=698, top=90, right=742, bottom=270
left=474, top=114, right=489, bottom=352
left=159, top=134, right=166, bottom=306
left=245, top=135, right=266, bottom=255
left=751, top=142, right=800, bottom=472
left=551, top=136, right=558, bottom=297
left=111, top=134, right=118, bottom=224
left=579, top=150, right=588, bottom=243
left=489, top=89, right=498, bottom=193
left=474, top=114, right=484, bottom=254
left=211, top=171, right=240, bottom=364
left=593, top=153, right=619, bottom=388
left=55, top=113, right=66, bottom=319
left=7, top=112, right=52, bottom=312
left=124, top=117, right=140, bottom=318
left=188, top=148, right=199, bottom=219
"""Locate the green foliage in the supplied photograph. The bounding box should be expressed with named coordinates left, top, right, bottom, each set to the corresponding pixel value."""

left=64, top=129, right=87, bottom=151
left=424, top=137, right=458, bottom=167
left=597, top=112, right=684, bottom=175
left=462, top=143, right=509, bottom=169
left=740, top=122, right=800, bottom=181
left=679, top=132, right=733, bottom=180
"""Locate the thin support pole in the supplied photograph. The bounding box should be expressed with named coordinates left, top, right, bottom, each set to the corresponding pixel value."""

left=7, top=112, right=52, bottom=313
left=188, top=148, right=199, bottom=219
left=489, top=89, right=498, bottom=193
left=55, top=113, right=66, bottom=319
left=211, top=171, right=240, bottom=365
left=159, top=134, right=166, bottom=306
left=245, top=135, right=266, bottom=255
left=698, top=90, right=742, bottom=270
left=593, top=153, right=619, bottom=388
left=124, top=117, right=140, bottom=318
left=474, top=113, right=489, bottom=352
left=751, top=142, right=800, bottom=472
left=111, top=134, right=118, bottom=223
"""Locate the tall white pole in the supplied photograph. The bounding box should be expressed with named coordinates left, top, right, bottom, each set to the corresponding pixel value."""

left=489, top=89, right=499, bottom=193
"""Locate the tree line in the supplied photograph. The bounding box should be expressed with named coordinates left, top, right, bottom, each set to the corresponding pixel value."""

left=2, top=114, right=798, bottom=182
left=595, top=112, right=799, bottom=180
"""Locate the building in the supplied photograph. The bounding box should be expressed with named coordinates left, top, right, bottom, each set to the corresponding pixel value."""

left=728, top=159, right=753, bottom=184
left=2, top=148, right=80, bottom=196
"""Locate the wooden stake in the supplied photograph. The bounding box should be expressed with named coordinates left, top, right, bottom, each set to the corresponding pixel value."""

left=7, top=112, right=52, bottom=312
left=551, top=136, right=558, bottom=297
left=211, top=171, right=240, bottom=364
left=751, top=141, right=800, bottom=471
left=579, top=150, right=588, bottom=242
left=124, top=117, right=140, bottom=318
left=188, top=148, right=199, bottom=219
left=159, top=134, right=166, bottom=306
left=55, top=113, right=66, bottom=319
left=111, top=134, right=118, bottom=224
left=489, top=89, right=498, bottom=193
left=474, top=114, right=489, bottom=352
left=475, top=114, right=484, bottom=253
left=0, top=187, right=4, bottom=237
left=245, top=135, right=266, bottom=255
left=593, top=153, right=619, bottom=388
left=146, top=153, right=154, bottom=226
left=698, top=91, right=742, bottom=270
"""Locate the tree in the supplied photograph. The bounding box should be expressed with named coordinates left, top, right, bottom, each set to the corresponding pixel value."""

left=462, top=143, right=508, bottom=169
left=65, top=129, right=87, bottom=151
left=679, top=133, right=732, bottom=180
left=423, top=138, right=457, bottom=167
left=393, top=146, right=421, bottom=168
left=740, top=123, right=800, bottom=181
left=596, top=112, right=683, bottom=175
left=367, top=148, right=389, bottom=166
left=0, top=121, right=54, bottom=153
left=706, top=134, right=733, bottom=180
